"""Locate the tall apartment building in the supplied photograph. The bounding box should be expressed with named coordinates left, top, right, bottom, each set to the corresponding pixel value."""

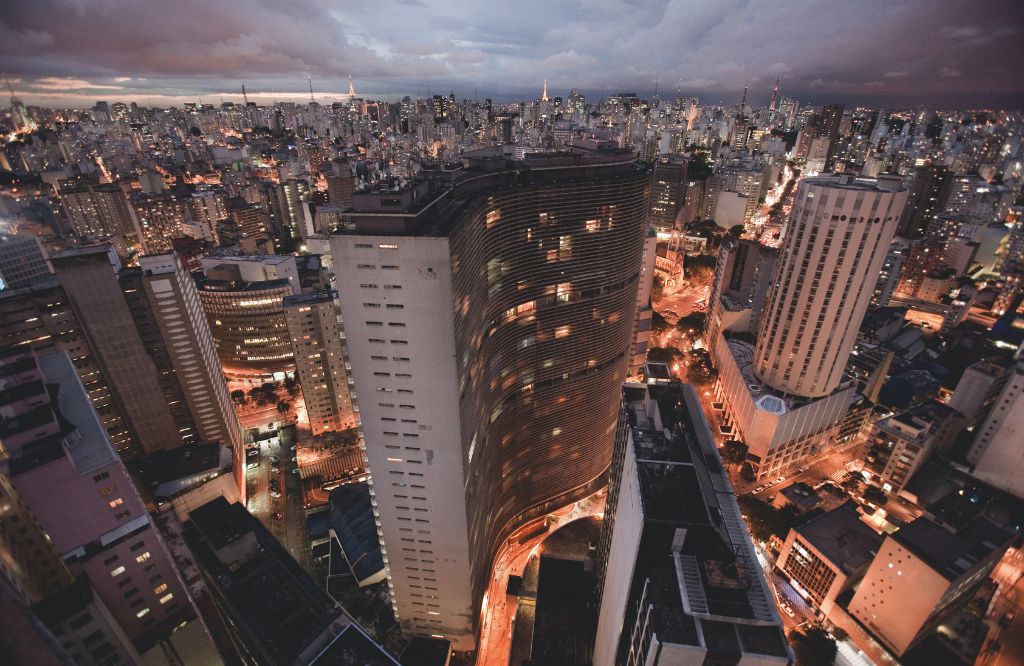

left=138, top=254, right=245, bottom=496
left=130, top=193, right=190, bottom=255
left=754, top=176, right=907, bottom=399
left=1, top=348, right=195, bottom=650
left=713, top=176, right=907, bottom=479
left=628, top=229, right=658, bottom=377
left=0, top=279, right=137, bottom=455
left=283, top=291, right=355, bottom=436
left=647, top=156, right=688, bottom=230
left=331, top=146, right=649, bottom=648
left=0, top=233, right=51, bottom=291
left=326, top=160, right=355, bottom=210
left=966, top=360, right=1024, bottom=499
left=594, top=382, right=792, bottom=665
left=59, top=182, right=139, bottom=241
left=51, top=247, right=185, bottom=454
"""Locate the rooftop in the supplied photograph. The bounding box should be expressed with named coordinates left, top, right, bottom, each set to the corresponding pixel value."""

left=794, top=502, right=883, bottom=574
left=893, top=515, right=1013, bottom=581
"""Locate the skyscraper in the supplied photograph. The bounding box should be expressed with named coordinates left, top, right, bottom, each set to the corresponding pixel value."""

left=647, top=156, right=689, bottom=231
left=51, top=246, right=185, bottom=454
left=331, top=145, right=649, bottom=648
left=754, top=175, right=908, bottom=399
left=966, top=359, right=1024, bottom=499
left=138, top=254, right=245, bottom=494
left=284, top=291, right=356, bottom=436
left=0, top=234, right=51, bottom=291
left=897, top=164, right=953, bottom=238
left=816, top=103, right=844, bottom=170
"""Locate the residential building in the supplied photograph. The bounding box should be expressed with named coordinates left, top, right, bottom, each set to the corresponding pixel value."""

left=331, top=145, right=648, bottom=648
left=705, top=237, right=777, bottom=347
left=284, top=291, right=355, bottom=436
left=948, top=358, right=1012, bottom=428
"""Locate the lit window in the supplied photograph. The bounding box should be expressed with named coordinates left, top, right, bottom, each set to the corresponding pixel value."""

left=136, top=552, right=151, bottom=564
left=153, top=583, right=168, bottom=595
left=136, top=608, right=150, bottom=618
left=108, top=498, right=124, bottom=508
left=110, top=566, right=126, bottom=577
left=159, top=593, right=174, bottom=604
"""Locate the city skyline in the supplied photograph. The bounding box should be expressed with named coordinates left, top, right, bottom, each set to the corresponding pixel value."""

left=3, top=0, right=1024, bottom=108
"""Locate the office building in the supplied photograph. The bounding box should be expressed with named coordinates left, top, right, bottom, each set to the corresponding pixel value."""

left=776, top=502, right=883, bottom=617
left=754, top=176, right=907, bottom=399
left=130, top=193, right=190, bottom=255
left=51, top=247, right=185, bottom=454
left=183, top=497, right=398, bottom=666
left=0, top=234, right=51, bottom=291
left=1, top=348, right=194, bottom=650
left=284, top=291, right=356, bottom=436
left=816, top=104, right=844, bottom=170
left=331, top=146, right=648, bottom=648
left=628, top=229, right=658, bottom=377
left=326, top=160, right=355, bottom=210
left=594, top=382, right=792, bottom=665
left=848, top=515, right=1014, bottom=657
left=199, top=252, right=300, bottom=293
left=871, top=236, right=910, bottom=307
left=138, top=254, right=244, bottom=494
left=966, top=360, right=1024, bottom=499
left=197, top=267, right=295, bottom=380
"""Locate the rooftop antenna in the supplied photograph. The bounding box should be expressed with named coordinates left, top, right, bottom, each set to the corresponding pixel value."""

left=242, top=84, right=249, bottom=105
left=542, top=79, right=548, bottom=102
left=769, top=77, right=780, bottom=111
left=5, top=76, right=16, bottom=102
left=308, top=73, right=315, bottom=103
left=347, top=75, right=357, bottom=98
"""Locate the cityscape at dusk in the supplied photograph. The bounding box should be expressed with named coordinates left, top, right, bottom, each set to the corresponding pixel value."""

left=0, top=2, right=1022, bottom=666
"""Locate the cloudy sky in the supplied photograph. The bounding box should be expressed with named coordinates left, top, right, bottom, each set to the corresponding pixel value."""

left=3, top=0, right=1023, bottom=108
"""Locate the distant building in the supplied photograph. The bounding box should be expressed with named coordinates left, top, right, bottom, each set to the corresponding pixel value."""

left=776, top=502, right=883, bottom=616
left=948, top=359, right=1012, bottom=428
left=705, top=237, right=777, bottom=347
left=594, top=382, right=792, bottom=665
left=0, top=234, right=51, bottom=291
left=648, top=156, right=689, bottom=230
left=183, top=497, right=398, bottom=666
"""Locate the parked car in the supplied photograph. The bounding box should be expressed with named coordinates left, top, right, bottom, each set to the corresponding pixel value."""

left=754, top=486, right=764, bottom=494
left=781, top=604, right=795, bottom=617
left=269, top=490, right=281, bottom=498
left=798, top=465, right=810, bottom=473
left=1001, top=612, right=1015, bottom=628
left=269, top=456, right=280, bottom=465
left=271, top=466, right=280, bottom=474
left=776, top=476, right=785, bottom=484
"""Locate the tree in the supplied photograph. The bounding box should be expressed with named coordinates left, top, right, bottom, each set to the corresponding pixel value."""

left=676, top=312, right=706, bottom=334
left=728, top=224, right=745, bottom=238
left=231, top=389, right=247, bottom=405
left=789, top=628, right=838, bottom=666
left=646, top=346, right=683, bottom=364
left=740, top=463, right=756, bottom=482
left=277, top=400, right=290, bottom=414
left=284, top=376, right=299, bottom=396
left=863, top=485, right=889, bottom=506
left=651, top=275, right=665, bottom=301
left=652, top=311, right=670, bottom=332
left=720, top=440, right=748, bottom=465
left=738, top=496, right=799, bottom=542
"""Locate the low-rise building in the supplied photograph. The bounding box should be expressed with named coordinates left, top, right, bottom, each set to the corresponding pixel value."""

left=776, top=502, right=882, bottom=617
left=864, top=400, right=963, bottom=493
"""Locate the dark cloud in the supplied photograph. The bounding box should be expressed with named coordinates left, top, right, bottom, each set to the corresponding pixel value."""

left=3, top=0, right=1023, bottom=107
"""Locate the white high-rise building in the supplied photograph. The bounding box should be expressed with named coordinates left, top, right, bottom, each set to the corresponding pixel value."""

left=967, top=360, right=1024, bottom=499
left=754, top=175, right=908, bottom=399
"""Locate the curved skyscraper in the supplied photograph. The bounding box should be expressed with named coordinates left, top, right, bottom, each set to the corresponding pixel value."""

left=331, top=145, right=649, bottom=649
left=754, top=175, right=908, bottom=399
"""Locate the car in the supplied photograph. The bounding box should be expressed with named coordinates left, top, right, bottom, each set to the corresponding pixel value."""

left=246, top=448, right=259, bottom=458
left=291, top=468, right=300, bottom=474
left=798, top=465, right=810, bottom=473
left=272, top=512, right=284, bottom=521
left=290, top=445, right=297, bottom=452
left=1001, top=612, right=1015, bottom=628
left=269, top=490, right=281, bottom=498
left=776, top=476, right=785, bottom=484
left=269, top=456, right=280, bottom=465
left=271, top=466, right=280, bottom=474
left=781, top=604, right=795, bottom=618
left=754, top=486, right=764, bottom=493
left=766, top=495, right=776, bottom=502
